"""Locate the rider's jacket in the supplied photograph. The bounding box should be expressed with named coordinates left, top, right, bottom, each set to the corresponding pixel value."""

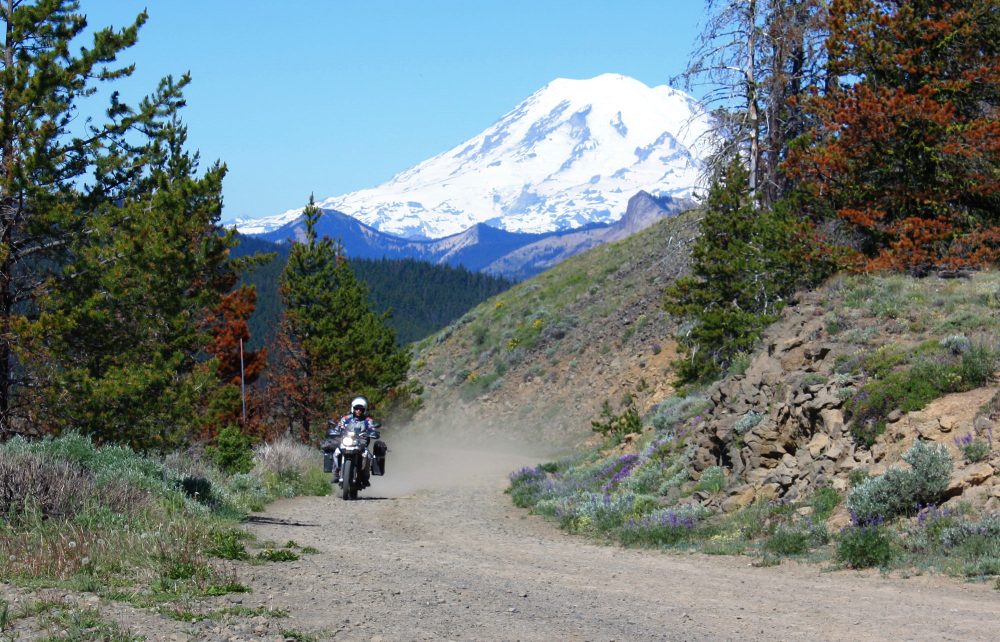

left=336, top=415, right=376, bottom=434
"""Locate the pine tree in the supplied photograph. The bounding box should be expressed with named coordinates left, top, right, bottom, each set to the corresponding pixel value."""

left=786, top=0, right=1000, bottom=271
left=0, top=1, right=162, bottom=436
left=34, top=109, right=235, bottom=449
left=663, top=161, right=833, bottom=383
left=678, top=0, right=829, bottom=205
left=272, top=196, right=411, bottom=439
left=202, top=284, right=267, bottom=440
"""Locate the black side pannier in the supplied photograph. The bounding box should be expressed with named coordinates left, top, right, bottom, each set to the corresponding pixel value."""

left=320, top=430, right=341, bottom=473
left=372, top=440, right=387, bottom=476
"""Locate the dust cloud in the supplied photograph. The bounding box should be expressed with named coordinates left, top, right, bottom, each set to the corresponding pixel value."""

left=371, top=407, right=569, bottom=498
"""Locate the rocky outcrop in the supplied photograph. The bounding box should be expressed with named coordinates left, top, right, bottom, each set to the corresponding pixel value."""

left=684, top=289, right=999, bottom=514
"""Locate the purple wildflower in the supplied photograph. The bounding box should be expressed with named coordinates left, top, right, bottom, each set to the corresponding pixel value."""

left=601, top=453, right=639, bottom=492
left=954, top=432, right=974, bottom=448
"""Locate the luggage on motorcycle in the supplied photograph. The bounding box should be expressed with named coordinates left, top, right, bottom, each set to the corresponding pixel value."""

left=373, top=440, right=387, bottom=476
left=323, top=452, right=335, bottom=473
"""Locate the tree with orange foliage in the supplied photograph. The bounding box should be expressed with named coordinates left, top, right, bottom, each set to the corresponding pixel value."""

left=205, top=286, right=267, bottom=387
left=787, top=0, right=1000, bottom=272
left=202, top=285, right=268, bottom=439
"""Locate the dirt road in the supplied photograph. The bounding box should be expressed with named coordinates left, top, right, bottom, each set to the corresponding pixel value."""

left=238, top=439, right=1000, bottom=642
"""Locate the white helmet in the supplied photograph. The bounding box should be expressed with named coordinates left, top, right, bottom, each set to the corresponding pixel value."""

left=350, top=396, right=368, bottom=413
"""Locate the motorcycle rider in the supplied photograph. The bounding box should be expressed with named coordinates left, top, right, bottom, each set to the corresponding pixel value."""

left=330, top=396, right=378, bottom=481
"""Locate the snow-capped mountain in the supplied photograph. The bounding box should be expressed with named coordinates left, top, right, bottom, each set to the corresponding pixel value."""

left=234, top=73, right=709, bottom=239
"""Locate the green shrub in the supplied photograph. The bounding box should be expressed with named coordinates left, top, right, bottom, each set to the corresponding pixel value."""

left=939, top=514, right=1000, bottom=577
left=459, top=371, right=503, bottom=401
left=940, top=335, right=972, bottom=355
left=696, top=466, right=726, bottom=494
left=848, top=468, right=869, bottom=488
left=207, top=426, right=255, bottom=474
left=650, top=394, right=710, bottom=434
left=954, top=433, right=991, bottom=463
left=764, top=526, right=812, bottom=556
left=203, top=582, right=250, bottom=596
left=846, top=344, right=998, bottom=447
left=507, top=466, right=547, bottom=508
left=837, top=524, right=895, bottom=568
left=903, top=439, right=954, bottom=499
left=728, top=351, right=752, bottom=376
left=207, top=529, right=251, bottom=561
left=733, top=411, right=765, bottom=435
left=847, top=441, right=952, bottom=524
left=225, top=473, right=270, bottom=512
left=256, top=548, right=299, bottom=562
left=591, top=396, right=642, bottom=440
left=617, top=508, right=701, bottom=547
left=811, top=486, right=841, bottom=521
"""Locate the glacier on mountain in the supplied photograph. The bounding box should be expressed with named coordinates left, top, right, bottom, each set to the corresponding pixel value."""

left=234, top=73, right=709, bottom=239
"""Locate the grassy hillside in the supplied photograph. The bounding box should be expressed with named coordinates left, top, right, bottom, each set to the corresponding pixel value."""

left=507, top=271, right=1000, bottom=578
left=408, top=209, right=702, bottom=446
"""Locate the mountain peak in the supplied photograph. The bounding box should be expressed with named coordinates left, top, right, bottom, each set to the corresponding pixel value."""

left=236, top=74, right=709, bottom=239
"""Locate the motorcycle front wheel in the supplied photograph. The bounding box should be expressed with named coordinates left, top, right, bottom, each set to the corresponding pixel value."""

left=341, top=459, right=354, bottom=501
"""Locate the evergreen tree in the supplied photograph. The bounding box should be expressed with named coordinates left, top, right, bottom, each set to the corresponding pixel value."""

left=0, top=2, right=235, bottom=443
left=786, top=0, right=1000, bottom=271
left=664, top=161, right=833, bottom=383
left=202, top=284, right=267, bottom=440
left=273, top=196, right=411, bottom=439
left=678, top=0, right=829, bottom=205
left=34, top=108, right=235, bottom=449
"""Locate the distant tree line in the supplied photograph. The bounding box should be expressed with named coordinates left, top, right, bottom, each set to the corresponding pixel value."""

left=666, top=0, right=999, bottom=384
left=235, top=240, right=514, bottom=350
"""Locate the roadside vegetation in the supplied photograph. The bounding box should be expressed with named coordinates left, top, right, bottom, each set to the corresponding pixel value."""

left=510, top=401, right=1000, bottom=580
left=0, top=431, right=326, bottom=633
left=509, top=272, right=1000, bottom=583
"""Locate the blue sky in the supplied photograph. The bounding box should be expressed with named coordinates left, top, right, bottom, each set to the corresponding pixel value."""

left=82, top=1, right=707, bottom=222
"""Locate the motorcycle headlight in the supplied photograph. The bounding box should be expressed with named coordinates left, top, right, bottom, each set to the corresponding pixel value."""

left=341, top=435, right=355, bottom=447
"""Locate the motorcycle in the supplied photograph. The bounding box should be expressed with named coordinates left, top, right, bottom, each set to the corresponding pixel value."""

left=321, top=419, right=387, bottom=500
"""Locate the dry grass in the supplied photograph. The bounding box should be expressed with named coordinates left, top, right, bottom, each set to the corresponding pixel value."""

left=0, top=451, right=95, bottom=521
left=252, top=436, right=320, bottom=479
left=0, top=450, right=152, bottom=526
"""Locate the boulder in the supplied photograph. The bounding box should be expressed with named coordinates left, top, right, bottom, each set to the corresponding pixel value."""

left=804, top=344, right=832, bottom=362
left=807, top=433, right=831, bottom=457
left=946, top=463, right=995, bottom=497
left=836, top=455, right=858, bottom=473
left=721, top=486, right=756, bottom=513
left=916, top=421, right=944, bottom=441
left=938, top=415, right=960, bottom=433
left=826, top=507, right=853, bottom=530
left=819, top=408, right=845, bottom=437
left=756, top=483, right=781, bottom=501
left=792, top=391, right=813, bottom=406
